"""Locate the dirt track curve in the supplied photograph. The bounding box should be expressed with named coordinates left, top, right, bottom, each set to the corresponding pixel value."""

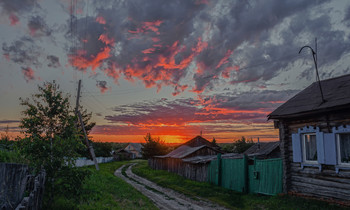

left=114, top=163, right=228, bottom=210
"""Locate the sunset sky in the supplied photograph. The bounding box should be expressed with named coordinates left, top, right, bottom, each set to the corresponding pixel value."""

left=1, top=0, right=350, bottom=143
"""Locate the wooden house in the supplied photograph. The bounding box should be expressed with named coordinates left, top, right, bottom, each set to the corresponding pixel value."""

left=149, top=136, right=222, bottom=182
left=113, top=148, right=133, bottom=160
left=124, top=143, right=143, bottom=159
left=268, top=74, right=350, bottom=202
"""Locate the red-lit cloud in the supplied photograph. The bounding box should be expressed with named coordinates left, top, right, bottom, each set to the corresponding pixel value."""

left=21, top=67, right=36, bottom=82
left=9, top=14, right=19, bottom=25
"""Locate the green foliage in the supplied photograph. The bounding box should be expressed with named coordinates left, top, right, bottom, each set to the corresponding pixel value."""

left=92, top=142, right=113, bottom=157
left=141, top=133, right=168, bottom=159
left=0, top=148, right=26, bottom=163
left=232, top=136, right=254, bottom=153
left=55, top=167, right=91, bottom=199
left=50, top=161, right=156, bottom=209
left=18, top=81, right=86, bottom=202
left=132, top=160, right=345, bottom=210
left=221, top=136, right=255, bottom=153
left=212, top=137, right=217, bottom=146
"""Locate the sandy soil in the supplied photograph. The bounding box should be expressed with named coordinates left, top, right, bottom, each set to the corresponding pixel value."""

left=114, top=163, right=228, bottom=210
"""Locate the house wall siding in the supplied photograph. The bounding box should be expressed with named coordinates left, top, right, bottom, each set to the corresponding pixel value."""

left=279, top=109, right=350, bottom=201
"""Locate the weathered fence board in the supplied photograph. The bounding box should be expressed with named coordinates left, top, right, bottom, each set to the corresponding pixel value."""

left=0, top=163, right=46, bottom=210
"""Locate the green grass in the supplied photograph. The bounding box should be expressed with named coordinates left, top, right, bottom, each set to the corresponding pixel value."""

left=50, top=160, right=156, bottom=210
left=132, top=160, right=346, bottom=210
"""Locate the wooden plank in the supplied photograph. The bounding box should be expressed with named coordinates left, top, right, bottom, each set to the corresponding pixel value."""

left=291, top=175, right=350, bottom=191
left=290, top=181, right=350, bottom=200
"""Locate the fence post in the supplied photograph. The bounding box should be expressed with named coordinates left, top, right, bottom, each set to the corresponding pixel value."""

left=243, top=154, right=249, bottom=193
left=217, top=153, right=222, bottom=186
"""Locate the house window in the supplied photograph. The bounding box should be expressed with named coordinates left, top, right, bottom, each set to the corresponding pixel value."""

left=337, top=133, right=350, bottom=165
left=302, top=133, right=317, bottom=163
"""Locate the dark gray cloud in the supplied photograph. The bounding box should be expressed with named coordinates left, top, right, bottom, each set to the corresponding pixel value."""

left=0, top=0, right=39, bottom=25
left=28, top=16, right=51, bottom=37
left=96, top=80, right=109, bottom=93
left=46, top=55, right=60, bottom=68
left=2, top=36, right=41, bottom=68
left=0, top=120, right=20, bottom=124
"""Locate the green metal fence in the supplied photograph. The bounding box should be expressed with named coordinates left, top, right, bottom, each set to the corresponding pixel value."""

left=208, top=155, right=283, bottom=195
left=249, top=158, right=283, bottom=195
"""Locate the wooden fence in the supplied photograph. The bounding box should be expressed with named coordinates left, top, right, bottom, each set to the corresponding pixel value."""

left=208, top=155, right=283, bottom=195
left=0, top=163, right=46, bottom=210
left=149, top=157, right=209, bottom=182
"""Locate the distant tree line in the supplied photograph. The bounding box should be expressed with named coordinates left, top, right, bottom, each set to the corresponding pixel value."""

left=220, top=136, right=254, bottom=153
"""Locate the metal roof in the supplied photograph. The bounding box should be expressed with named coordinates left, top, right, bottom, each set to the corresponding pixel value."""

left=155, top=136, right=220, bottom=159
left=268, top=74, right=350, bottom=119
left=243, top=142, right=280, bottom=156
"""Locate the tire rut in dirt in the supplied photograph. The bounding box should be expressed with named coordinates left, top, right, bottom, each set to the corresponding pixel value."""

left=115, top=163, right=227, bottom=210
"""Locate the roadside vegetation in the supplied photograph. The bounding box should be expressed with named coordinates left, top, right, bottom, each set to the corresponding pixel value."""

left=50, top=161, right=156, bottom=210
left=132, top=160, right=346, bottom=210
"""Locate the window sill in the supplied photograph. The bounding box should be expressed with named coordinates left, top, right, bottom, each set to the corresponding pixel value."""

left=301, top=163, right=322, bottom=172
left=335, top=165, right=350, bottom=173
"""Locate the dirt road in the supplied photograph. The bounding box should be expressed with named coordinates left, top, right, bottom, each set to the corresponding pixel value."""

left=114, top=164, right=227, bottom=210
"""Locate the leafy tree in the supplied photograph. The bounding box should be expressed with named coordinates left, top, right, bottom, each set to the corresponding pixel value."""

left=19, top=81, right=87, bottom=203
left=141, top=133, right=168, bottom=159
left=232, top=136, right=254, bottom=153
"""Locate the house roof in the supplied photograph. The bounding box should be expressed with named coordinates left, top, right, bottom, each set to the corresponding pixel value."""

left=268, top=74, right=350, bottom=119
left=158, top=145, right=208, bottom=159
left=126, top=143, right=143, bottom=152
left=155, top=136, right=220, bottom=159
left=182, top=135, right=218, bottom=147
left=243, top=142, right=280, bottom=156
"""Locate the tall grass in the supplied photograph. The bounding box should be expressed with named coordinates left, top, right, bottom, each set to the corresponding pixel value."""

left=50, top=161, right=156, bottom=210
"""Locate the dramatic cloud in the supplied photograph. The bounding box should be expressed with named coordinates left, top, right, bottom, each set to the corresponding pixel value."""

left=57, top=0, right=350, bottom=95
left=105, top=89, right=296, bottom=126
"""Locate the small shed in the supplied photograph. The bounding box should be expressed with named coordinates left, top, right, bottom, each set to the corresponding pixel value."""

left=268, top=74, right=350, bottom=202
left=149, top=136, right=222, bottom=182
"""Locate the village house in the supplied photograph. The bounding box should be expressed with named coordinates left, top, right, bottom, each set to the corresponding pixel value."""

left=268, top=74, right=350, bottom=202
left=124, top=143, right=143, bottom=159
left=149, top=136, right=222, bottom=181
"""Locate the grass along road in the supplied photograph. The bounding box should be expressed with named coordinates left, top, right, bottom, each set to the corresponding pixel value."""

left=132, top=160, right=347, bottom=210
left=115, top=163, right=227, bottom=210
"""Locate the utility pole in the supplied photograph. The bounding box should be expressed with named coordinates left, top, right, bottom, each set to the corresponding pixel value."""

left=76, top=80, right=99, bottom=170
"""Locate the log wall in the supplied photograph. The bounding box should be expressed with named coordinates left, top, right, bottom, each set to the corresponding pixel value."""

left=279, top=109, right=350, bottom=202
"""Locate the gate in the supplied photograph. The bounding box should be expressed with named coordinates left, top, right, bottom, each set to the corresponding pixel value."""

left=208, top=156, right=283, bottom=195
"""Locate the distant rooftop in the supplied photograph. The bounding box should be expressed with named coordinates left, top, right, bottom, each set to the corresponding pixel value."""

left=155, top=136, right=220, bottom=159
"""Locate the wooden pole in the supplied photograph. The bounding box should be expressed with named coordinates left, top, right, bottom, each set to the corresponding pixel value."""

left=76, top=80, right=99, bottom=170
left=77, top=110, right=99, bottom=170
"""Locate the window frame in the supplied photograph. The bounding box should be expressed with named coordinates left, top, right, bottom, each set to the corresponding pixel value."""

left=336, top=133, right=350, bottom=166
left=302, top=133, right=318, bottom=164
